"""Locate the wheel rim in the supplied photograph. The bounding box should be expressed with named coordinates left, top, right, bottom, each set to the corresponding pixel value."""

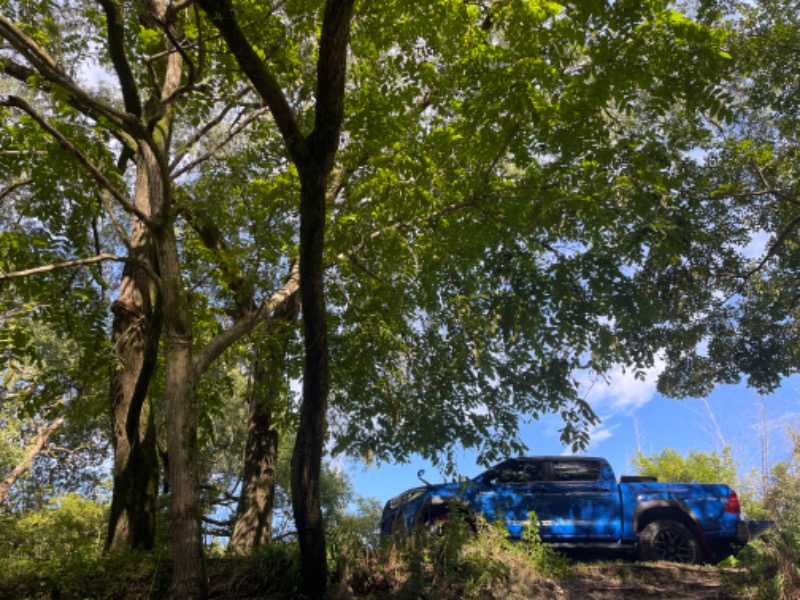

left=652, top=527, right=694, bottom=562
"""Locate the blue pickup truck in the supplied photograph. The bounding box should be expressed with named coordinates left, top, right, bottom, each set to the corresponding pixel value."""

left=380, top=456, right=771, bottom=563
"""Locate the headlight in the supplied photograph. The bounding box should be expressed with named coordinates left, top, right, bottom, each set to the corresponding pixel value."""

left=388, top=488, right=425, bottom=509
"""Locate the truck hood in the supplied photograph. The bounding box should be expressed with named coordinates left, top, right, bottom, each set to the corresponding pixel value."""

left=385, top=482, right=461, bottom=510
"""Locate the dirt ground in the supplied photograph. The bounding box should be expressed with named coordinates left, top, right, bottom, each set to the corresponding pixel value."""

left=557, top=563, right=747, bottom=599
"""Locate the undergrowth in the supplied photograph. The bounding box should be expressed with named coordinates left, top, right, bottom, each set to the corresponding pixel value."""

left=344, top=513, right=571, bottom=600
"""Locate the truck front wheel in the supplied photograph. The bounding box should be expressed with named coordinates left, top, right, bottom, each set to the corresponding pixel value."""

left=637, top=519, right=700, bottom=564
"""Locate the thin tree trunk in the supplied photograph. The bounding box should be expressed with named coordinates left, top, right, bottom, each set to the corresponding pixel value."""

left=106, top=159, right=161, bottom=551
left=231, top=296, right=298, bottom=554
left=0, top=416, right=64, bottom=507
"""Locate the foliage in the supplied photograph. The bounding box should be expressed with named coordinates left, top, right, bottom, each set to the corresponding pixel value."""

left=734, top=429, right=800, bottom=599
left=0, top=317, right=108, bottom=511
left=373, top=515, right=570, bottom=599
left=0, top=0, right=763, bottom=594
left=632, top=447, right=738, bottom=485
left=612, top=0, right=800, bottom=402
left=0, top=493, right=107, bottom=562
left=0, top=494, right=113, bottom=600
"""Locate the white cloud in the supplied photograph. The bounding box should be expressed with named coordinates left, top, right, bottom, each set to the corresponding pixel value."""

left=580, top=357, right=666, bottom=415
left=588, top=423, right=617, bottom=447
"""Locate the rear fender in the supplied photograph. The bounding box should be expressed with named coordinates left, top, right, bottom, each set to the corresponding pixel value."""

left=633, top=500, right=715, bottom=562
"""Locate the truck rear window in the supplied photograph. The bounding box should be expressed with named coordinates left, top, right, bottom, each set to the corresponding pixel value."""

left=551, top=461, right=601, bottom=482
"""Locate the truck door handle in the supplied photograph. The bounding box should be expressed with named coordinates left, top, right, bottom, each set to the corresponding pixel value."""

left=593, top=487, right=611, bottom=492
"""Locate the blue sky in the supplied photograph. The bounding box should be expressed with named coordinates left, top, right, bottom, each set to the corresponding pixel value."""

left=343, top=369, right=800, bottom=506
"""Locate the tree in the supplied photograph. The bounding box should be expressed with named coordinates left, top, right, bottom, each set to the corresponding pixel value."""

left=633, top=447, right=738, bottom=485
left=2, top=1, right=733, bottom=598
left=0, top=1, right=281, bottom=594
left=197, top=2, right=731, bottom=596
left=229, top=298, right=299, bottom=554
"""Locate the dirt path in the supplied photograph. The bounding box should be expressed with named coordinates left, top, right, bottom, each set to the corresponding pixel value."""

left=558, top=563, right=745, bottom=599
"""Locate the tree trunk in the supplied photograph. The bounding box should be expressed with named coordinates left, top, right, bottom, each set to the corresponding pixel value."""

left=148, top=147, right=206, bottom=597
left=290, top=2, right=354, bottom=597
left=0, top=416, right=64, bottom=507
left=231, top=296, right=298, bottom=554
left=106, top=160, right=161, bottom=552
left=292, top=168, right=330, bottom=600
left=194, top=1, right=354, bottom=596
left=230, top=400, right=278, bottom=553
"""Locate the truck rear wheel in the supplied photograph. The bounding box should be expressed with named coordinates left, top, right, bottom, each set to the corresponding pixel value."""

left=637, top=519, right=700, bottom=564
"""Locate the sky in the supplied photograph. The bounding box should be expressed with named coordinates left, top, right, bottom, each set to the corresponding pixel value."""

left=343, top=368, right=800, bottom=507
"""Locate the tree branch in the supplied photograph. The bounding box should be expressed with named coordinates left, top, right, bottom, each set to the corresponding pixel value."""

left=1, top=95, right=149, bottom=222
left=193, top=262, right=300, bottom=376
left=169, top=88, right=250, bottom=172
left=96, top=0, right=143, bottom=118
left=0, top=253, right=161, bottom=285
left=308, top=0, right=355, bottom=168
left=195, top=0, right=308, bottom=164
left=0, top=178, right=32, bottom=203
left=96, top=190, right=132, bottom=251
left=0, top=416, right=64, bottom=506
left=0, top=14, right=142, bottom=133
left=171, top=105, right=269, bottom=179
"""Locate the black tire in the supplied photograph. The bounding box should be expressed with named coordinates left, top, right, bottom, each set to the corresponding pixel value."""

left=637, top=519, right=700, bottom=564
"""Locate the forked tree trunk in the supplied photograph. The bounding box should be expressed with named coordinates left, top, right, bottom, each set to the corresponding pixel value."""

left=231, top=296, right=298, bottom=554
left=194, top=2, right=354, bottom=596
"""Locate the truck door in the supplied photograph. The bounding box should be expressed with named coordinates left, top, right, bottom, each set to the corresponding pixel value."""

left=533, top=459, right=622, bottom=541
left=474, top=459, right=548, bottom=538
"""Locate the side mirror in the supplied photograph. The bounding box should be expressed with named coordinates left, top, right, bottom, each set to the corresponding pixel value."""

left=417, top=469, right=432, bottom=486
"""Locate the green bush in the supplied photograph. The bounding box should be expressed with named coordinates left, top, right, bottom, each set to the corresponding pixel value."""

left=0, top=493, right=107, bottom=562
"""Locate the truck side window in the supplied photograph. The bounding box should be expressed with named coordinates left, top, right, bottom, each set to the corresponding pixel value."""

left=493, top=461, right=544, bottom=484
left=552, top=460, right=601, bottom=482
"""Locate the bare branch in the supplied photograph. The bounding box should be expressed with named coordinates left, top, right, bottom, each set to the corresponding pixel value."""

left=0, top=253, right=161, bottom=285
left=171, top=105, right=269, bottom=178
